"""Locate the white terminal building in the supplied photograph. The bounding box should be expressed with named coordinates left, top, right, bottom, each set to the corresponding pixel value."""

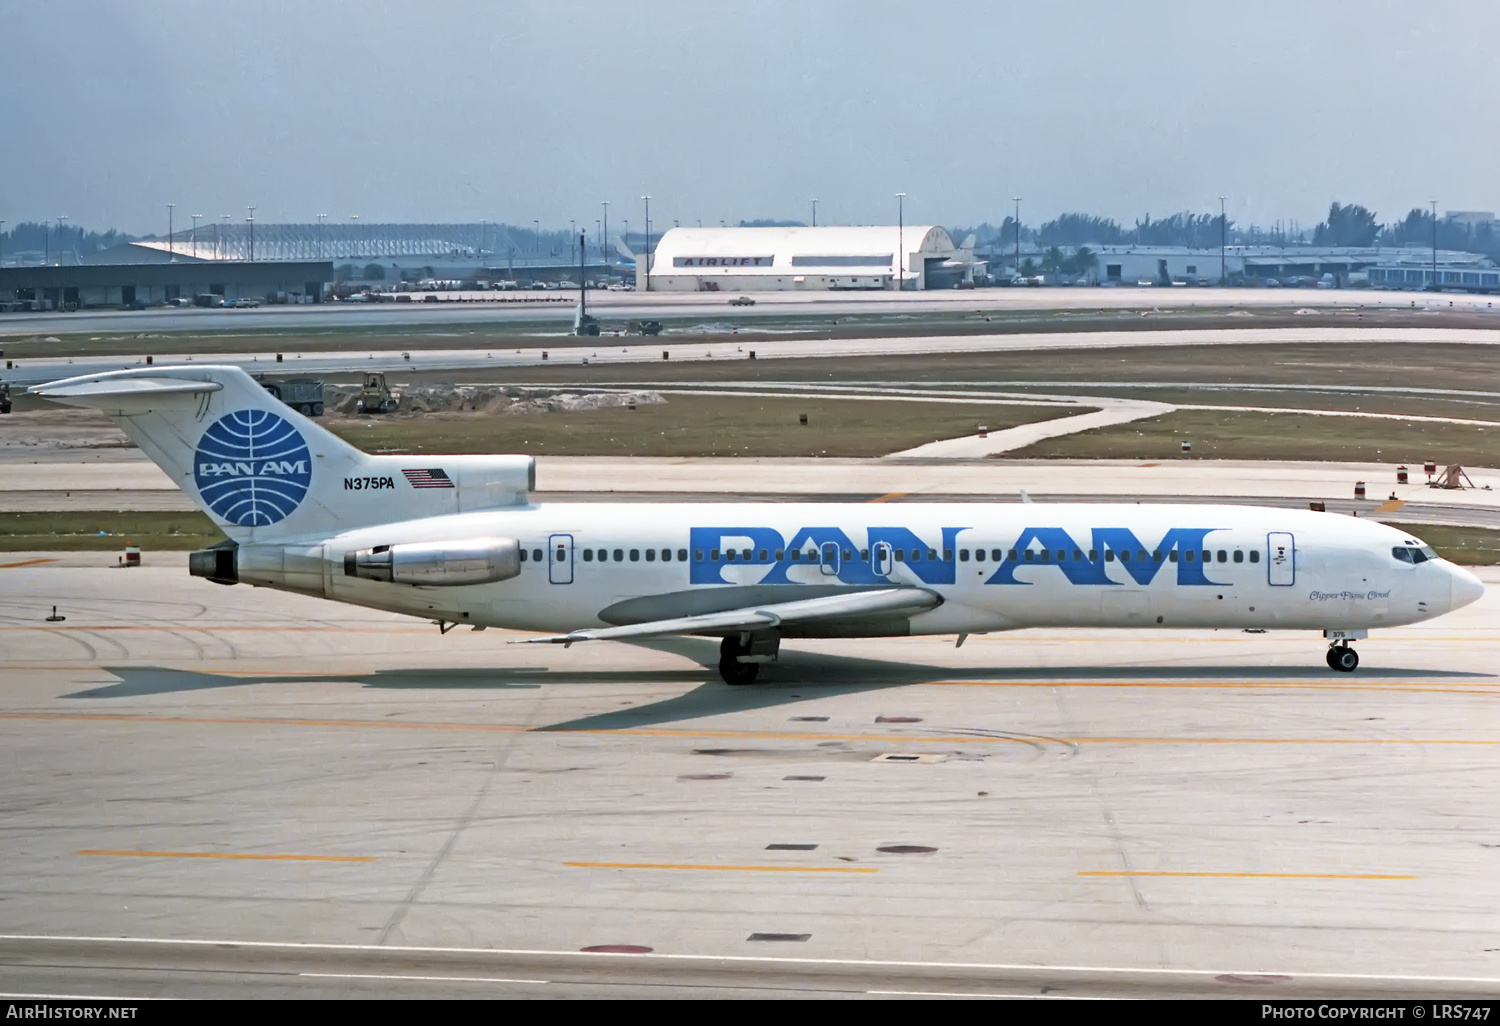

left=637, top=225, right=978, bottom=292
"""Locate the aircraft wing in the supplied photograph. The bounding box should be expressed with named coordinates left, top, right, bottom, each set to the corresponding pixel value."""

left=515, top=587, right=939, bottom=646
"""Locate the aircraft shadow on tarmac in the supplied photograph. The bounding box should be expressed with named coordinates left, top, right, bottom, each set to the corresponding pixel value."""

left=64, top=636, right=1495, bottom=733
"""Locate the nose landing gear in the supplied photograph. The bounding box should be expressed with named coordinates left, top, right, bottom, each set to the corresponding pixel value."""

left=1326, top=643, right=1359, bottom=672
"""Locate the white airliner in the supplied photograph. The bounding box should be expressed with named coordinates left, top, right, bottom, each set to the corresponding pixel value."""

left=33, top=365, right=1484, bottom=683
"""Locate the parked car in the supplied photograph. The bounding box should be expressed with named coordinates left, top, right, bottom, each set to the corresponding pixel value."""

left=729, top=295, right=756, bottom=306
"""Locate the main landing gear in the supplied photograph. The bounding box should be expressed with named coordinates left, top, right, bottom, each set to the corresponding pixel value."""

left=1326, top=643, right=1359, bottom=672
left=718, top=630, right=780, bottom=685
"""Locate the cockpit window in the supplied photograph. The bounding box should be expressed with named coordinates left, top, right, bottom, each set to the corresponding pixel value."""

left=1392, top=546, right=1413, bottom=563
left=1393, top=545, right=1436, bottom=564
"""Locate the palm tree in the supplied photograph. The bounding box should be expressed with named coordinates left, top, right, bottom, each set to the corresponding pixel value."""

left=1069, top=245, right=1098, bottom=282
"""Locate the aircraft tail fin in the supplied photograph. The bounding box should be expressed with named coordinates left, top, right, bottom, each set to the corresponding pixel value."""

left=32, top=365, right=534, bottom=543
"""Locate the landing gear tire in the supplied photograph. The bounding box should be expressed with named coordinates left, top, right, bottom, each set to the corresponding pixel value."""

left=718, top=636, right=760, bottom=686
left=1327, top=645, right=1359, bottom=672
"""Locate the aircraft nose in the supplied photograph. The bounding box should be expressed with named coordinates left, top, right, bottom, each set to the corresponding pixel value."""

left=1449, top=565, right=1485, bottom=611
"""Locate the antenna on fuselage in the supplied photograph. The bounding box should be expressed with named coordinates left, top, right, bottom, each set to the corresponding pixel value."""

left=1019, top=489, right=1033, bottom=504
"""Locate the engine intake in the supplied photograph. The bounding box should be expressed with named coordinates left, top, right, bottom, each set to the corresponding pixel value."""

left=344, top=537, right=521, bottom=587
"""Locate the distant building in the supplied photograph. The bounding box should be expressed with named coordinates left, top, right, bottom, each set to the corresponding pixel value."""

left=1043, top=244, right=1497, bottom=289
left=640, top=225, right=976, bottom=291
left=0, top=260, right=334, bottom=310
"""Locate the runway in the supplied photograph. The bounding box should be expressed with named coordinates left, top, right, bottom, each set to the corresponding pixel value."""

left=0, top=558, right=1497, bottom=997
left=5, top=285, right=1498, bottom=339
left=7, top=325, right=1500, bottom=388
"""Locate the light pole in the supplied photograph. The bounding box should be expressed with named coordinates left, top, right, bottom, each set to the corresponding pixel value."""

left=56, top=215, right=67, bottom=266
left=1430, top=199, right=1439, bottom=291
left=0, top=220, right=5, bottom=268
left=191, top=213, right=201, bottom=259
left=1219, top=196, right=1226, bottom=285
left=167, top=203, right=175, bottom=260
left=1012, top=198, right=1021, bottom=279
left=533, top=219, right=539, bottom=257
left=601, top=201, right=609, bottom=269
left=246, top=207, right=256, bottom=262
left=317, top=213, right=326, bottom=260
left=220, top=215, right=231, bottom=259
left=570, top=219, right=576, bottom=269
left=811, top=198, right=818, bottom=227
left=895, top=193, right=905, bottom=290
left=641, top=195, right=651, bottom=291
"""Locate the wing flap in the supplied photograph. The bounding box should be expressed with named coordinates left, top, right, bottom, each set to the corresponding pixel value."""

left=516, top=587, right=940, bottom=645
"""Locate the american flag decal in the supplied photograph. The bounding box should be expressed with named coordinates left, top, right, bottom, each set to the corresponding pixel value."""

left=402, top=468, right=455, bottom=489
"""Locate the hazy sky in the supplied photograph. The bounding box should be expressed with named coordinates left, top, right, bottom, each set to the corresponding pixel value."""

left=5, top=0, right=1497, bottom=236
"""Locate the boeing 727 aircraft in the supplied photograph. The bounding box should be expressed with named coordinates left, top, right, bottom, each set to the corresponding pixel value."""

left=32, top=365, right=1484, bottom=683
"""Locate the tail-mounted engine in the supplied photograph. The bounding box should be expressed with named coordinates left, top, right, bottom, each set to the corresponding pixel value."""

left=344, top=537, right=521, bottom=587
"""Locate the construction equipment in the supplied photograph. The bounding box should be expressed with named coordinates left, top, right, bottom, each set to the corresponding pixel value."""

left=259, top=376, right=325, bottom=416
left=0, top=382, right=11, bottom=415
left=356, top=372, right=400, bottom=414
left=1430, top=465, right=1476, bottom=490
left=572, top=230, right=601, bottom=336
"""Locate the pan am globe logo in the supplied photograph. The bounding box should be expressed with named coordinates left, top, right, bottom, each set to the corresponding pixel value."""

left=193, top=410, right=312, bottom=526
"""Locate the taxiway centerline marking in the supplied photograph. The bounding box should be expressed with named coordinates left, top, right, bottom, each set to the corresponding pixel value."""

left=868, top=492, right=907, bottom=503
left=1078, top=871, right=1416, bottom=881
left=76, top=849, right=375, bottom=863
left=300, top=972, right=546, bottom=984
left=565, top=861, right=877, bottom=874
left=0, top=558, right=60, bottom=569
left=3, top=712, right=1496, bottom=746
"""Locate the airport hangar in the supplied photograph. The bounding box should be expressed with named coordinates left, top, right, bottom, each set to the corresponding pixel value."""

left=0, top=258, right=335, bottom=310
left=638, top=225, right=977, bottom=292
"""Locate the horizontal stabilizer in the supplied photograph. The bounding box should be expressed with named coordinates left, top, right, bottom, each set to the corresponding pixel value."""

left=30, top=376, right=223, bottom=402
left=515, top=586, right=940, bottom=645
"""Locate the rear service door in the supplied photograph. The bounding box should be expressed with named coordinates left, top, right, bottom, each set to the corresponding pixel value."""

left=1267, top=532, right=1295, bottom=586
left=549, top=534, right=574, bottom=585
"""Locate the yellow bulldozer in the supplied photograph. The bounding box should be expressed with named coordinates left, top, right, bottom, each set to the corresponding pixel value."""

left=355, top=372, right=400, bottom=414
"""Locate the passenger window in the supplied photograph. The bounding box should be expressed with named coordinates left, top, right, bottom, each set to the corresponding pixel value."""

left=1138, top=550, right=1148, bottom=562
left=555, top=548, right=566, bottom=562
left=928, top=549, right=938, bottom=561
left=726, top=550, right=737, bottom=562
left=1025, top=550, right=1035, bottom=562
left=842, top=549, right=852, bottom=561
left=790, top=549, right=801, bottom=561
left=1105, top=550, right=1115, bottom=562
left=630, top=549, right=640, bottom=562
left=1088, top=549, right=1098, bottom=561
left=758, top=549, right=768, bottom=561
left=1039, top=550, right=1050, bottom=563
left=1233, top=550, right=1243, bottom=563
left=776, top=549, right=785, bottom=560
left=1249, top=551, right=1259, bottom=563
left=534, top=549, right=544, bottom=562
left=894, top=549, right=904, bottom=562
left=911, top=549, right=922, bottom=562
left=1056, top=550, right=1066, bottom=562
left=994, top=549, right=1005, bottom=562
left=1073, top=549, right=1083, bottom=562
left=519, top=549, right=528, bottom=562
left=974, top=549, right=985, bottom=563
left=1153, top=550, right=1163, bottom=563
left=959, top=549, right=969, bottom=562
left=583, top=549, right=593, bottom=562
left=1121, top=550, right=1131, bottom=563
left=1168, top=550, right=1178, bottom=563
left=1217, top=550, right=1227, bottom=563
left=694, top=549, right=703, bottom=561
left=1200, top=550, right=1209, bottom=562
left=709, top=548, right=719, bottom=561
left=860, top=549, right=869, bottom=561
left=1184, top=550, right=1195, bottom=562
left=1007, top=549, right=1017, bottom=561
left=662, top=549, right=672, bottom=562
left=645, top=549, right=655, bottom=562
left=943, top=549, right=952, bottom=561
left=1392, top=547, right=1412, bottom=563
left=744, top=549, right=753, bottom=561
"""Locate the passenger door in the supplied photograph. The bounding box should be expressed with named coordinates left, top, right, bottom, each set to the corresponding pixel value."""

left=820, top=541, right=841, bottom=577
left=548, top=533, right=574, bottom=585
left=873, top=542, right=893, bottom=578
left=1267, top=533, right=1295, bottom=586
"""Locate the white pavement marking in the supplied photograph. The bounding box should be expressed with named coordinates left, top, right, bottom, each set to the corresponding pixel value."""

left=300, top=972, right=547, bottom=984
left=889, top=400, right=1174, bottom=458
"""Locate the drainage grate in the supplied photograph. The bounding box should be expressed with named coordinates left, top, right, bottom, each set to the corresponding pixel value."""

left=875, top=715, right=923, bottom=723
left=765, top=843, right=818, bottom=851
left=677, top=773, right=732, bottom=781
left=581, top=944, right=653, bottom=954
left=748, top=933, right=811, bottom=942
left=871, top=753, right=947, bottom=764
left=789, top=716, right=830, bottom=722
left=783, top=775, right=825, bottom=782
left=877, top=845, right=938, bottom=854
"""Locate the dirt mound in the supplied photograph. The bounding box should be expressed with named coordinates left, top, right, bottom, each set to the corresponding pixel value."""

left=322, top=385, right=665, bottom=419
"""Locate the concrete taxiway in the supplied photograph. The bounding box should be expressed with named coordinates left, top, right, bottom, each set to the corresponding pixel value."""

left=0, top=558, right=1498, bottom=997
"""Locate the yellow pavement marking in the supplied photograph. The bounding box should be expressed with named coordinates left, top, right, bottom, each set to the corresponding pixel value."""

left=1374, top=499, right=1408, bottom=513
left=76, top=849, right=374, bottom=863
left=869, top=492, right=907, bottom=503
left=0, top=559, right=60, bottom=569
left=566, top=861, right=877, bottom=874
left=1079, top=870, right=1415, bottom=881
left=2, top=712, right=1496, bottom=746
